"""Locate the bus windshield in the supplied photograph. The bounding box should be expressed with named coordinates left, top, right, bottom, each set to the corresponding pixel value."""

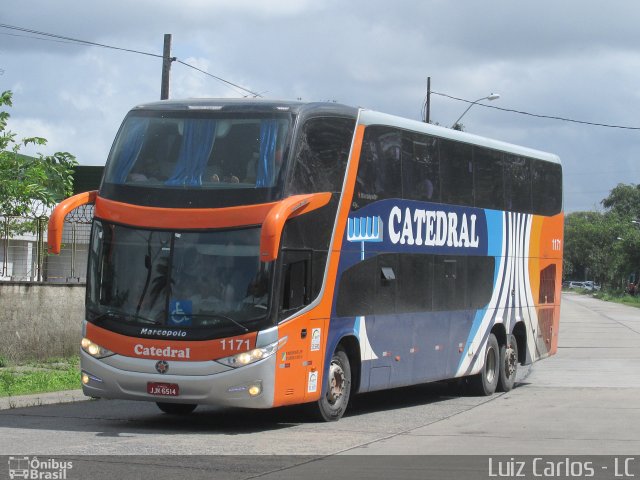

left=103, top=111, right=291, bottom=189
left=87, top=220, right=273, bottom=337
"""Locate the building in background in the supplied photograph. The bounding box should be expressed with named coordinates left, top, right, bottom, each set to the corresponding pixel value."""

left=1, top=165, right=103, bottom=283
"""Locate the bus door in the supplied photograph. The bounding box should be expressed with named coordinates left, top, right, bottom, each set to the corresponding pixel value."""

left=274, top=250, right=326, bottom=404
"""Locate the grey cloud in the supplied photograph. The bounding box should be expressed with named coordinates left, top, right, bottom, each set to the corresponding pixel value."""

left=1, top=0, right=639, bottom=212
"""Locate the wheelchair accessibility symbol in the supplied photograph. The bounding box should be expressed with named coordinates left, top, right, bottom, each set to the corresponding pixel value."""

left=169, top=300, right=192, bottom=326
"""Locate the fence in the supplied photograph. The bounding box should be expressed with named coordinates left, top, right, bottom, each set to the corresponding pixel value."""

left=0, top=205, right=93, bottom=283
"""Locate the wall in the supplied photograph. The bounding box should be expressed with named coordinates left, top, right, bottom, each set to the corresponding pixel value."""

left=0, top=282, right=85, bottom=362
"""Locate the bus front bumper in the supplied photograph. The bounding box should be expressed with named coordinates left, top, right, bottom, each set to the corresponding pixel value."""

left=80, top=351, right=276, bottom=409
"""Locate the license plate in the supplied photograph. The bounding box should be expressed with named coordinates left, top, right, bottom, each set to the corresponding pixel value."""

left=147, top=382, right=179, bottom=397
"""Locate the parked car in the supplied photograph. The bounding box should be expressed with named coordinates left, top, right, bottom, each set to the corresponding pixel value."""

left=567, top=281, right=586, bottom=289
left=583, top=281, right=601, bottom=291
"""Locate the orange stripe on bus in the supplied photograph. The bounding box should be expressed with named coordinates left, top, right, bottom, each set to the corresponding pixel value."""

left=85, top=323, right=257, bottom=362
left=272, top=124, right=366, bottom=406
left=94, top=196, right=276, bottom=230
left=321, top=124, right=366, bottom=313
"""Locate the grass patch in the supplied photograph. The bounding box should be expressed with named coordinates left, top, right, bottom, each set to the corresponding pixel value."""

left=565, top=288, right=640, bottom=308
left=591, top=291, right=640, bottom=308
left=0, top=356, right=80, bottom=397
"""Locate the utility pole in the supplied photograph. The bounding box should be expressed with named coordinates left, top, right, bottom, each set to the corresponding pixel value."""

left=160, top=34, right=174, bottom=100
left=425, top=76, right=431, bottom=123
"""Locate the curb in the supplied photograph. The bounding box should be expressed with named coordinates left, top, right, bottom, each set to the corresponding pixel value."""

left=0, top=389, right=88, bottom=411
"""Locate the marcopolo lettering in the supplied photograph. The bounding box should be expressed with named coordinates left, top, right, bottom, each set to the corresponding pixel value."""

left=388, top=206, right=480, bottom=248
left=140, top=328, right=187, bottom=338
left=134, top=344, right=191, bottom=359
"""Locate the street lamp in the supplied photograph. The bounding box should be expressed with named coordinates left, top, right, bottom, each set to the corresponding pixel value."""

left=452, top=93, right=500, bottom=128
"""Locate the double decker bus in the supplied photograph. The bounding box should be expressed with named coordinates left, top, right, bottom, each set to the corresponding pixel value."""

left=49, top=99, right=563, bottom=421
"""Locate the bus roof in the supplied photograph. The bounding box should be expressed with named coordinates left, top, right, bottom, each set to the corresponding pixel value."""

left=131, top=99, right=560, bottom=165
left=132, top=98, right=359, bottom=118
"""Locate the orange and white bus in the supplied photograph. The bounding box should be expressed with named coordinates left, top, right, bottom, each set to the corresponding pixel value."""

left=49, top=99, right=563, bottom=421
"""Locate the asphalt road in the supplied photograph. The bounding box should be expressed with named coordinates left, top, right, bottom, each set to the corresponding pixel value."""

left=0, top=292, right=638, bottom=479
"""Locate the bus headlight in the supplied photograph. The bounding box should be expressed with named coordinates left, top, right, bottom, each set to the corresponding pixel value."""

left=216, top=339, right=281, bottom=368
left=81, top=337, right=115, bottom=359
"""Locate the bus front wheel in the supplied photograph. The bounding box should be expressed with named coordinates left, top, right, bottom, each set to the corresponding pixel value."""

left=156, top=402, right=197, bottom=415
left=315, top=348, right=351, bottom=422
left=469, top=333, right=499, bottom=396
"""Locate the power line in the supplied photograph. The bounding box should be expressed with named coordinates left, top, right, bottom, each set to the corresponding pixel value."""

left=0, top=31, right=79, bottom=46
left=175, top=60, right=261, bottom=98
left=0, top=23, right=262, bottom=97
left=0, top=23, right=163, bottom=59
left=432, top=91, right=640, bottom=131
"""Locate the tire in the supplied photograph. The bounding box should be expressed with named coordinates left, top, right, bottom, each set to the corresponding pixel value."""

left=314, top=348, right=351, bottom=422
left=468, top=333, right=499, bottom=396
left=497, top=334, right=518, bottom=392
left=156, top=402, right=197, bottom=415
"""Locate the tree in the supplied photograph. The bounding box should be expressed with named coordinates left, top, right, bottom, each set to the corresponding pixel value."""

left=565, top=186, right=640, bottom=290
left=601, top=183, right=640, bottom=219
left=0, top=90, right=77, bottom=221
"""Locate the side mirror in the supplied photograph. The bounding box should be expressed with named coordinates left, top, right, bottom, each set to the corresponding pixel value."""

left=48, top=190, right=97, bottom=254
left=259, top=192, right=331, bottom=262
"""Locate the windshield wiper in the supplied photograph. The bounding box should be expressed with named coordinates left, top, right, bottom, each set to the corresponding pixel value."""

left=189, top=314, right=249, bottom=333
left=92, top=309, right=160, bottom=325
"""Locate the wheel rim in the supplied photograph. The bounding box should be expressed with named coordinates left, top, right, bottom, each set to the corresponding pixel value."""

left=504, top=345, right=517, bottom=378
left=486, top=345, right=497, bottom=384
left=327, top=360, right=345, bottom=405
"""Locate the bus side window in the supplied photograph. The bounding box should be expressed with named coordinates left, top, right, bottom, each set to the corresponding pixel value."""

left=397, top=253, right=433, bottom=313
left=335, top=256, right=376, bottom=317
left=440, top=140, right=474, bottom=207
left=353, top=126, right=402, bottom=210
left=474, top=147, right=504, bottom=210
left=504, top=154, right=532, bottom=213
left=532, top=160, right=562, bottom=216
left=279, top=250, right=312, bottom=319
left=287, top=117, right=355, bottom=195
left=433, top=256, right=467, bottom=311
left=374, top=254, right=398, bottom=315
left=402, top=132, right=440, bottom=203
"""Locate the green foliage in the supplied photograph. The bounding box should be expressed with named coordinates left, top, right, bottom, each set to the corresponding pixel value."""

left=0, top=357, right=80, bottom=397
left=565, top=184, right=640, bottom=290
left=601, top=183, right=640, bottom=219
left=591, top=290, right=640, bottom=308
left=0, top=90, right=77, bottom=220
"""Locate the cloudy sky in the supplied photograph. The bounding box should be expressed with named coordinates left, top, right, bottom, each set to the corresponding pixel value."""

left=2, top=0, right=639, bottom=212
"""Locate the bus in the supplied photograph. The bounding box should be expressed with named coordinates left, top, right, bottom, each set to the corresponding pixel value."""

left=48, top=99, right=563, bottom=421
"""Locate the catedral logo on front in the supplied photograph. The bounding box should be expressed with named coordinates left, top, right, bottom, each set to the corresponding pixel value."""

left=134, top=344, right=191, bottom=359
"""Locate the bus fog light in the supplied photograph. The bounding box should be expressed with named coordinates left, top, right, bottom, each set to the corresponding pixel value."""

left=81, top=370, right=103, bottom=384
left=248, top=383, right=262, bottom=396
left=227, top=381, right=262, bottom=396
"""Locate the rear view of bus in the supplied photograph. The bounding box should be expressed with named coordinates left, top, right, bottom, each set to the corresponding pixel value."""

left=48, top=99, right=562, bottom=421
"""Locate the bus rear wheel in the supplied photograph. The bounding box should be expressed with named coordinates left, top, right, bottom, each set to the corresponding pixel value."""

left=315, top=348, right=351, bottom=422
left=469, top=333, right=499, bottom=396
left=156, top=402, right=197, bottom=415
left=497, top=334, right=518, bottom=392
